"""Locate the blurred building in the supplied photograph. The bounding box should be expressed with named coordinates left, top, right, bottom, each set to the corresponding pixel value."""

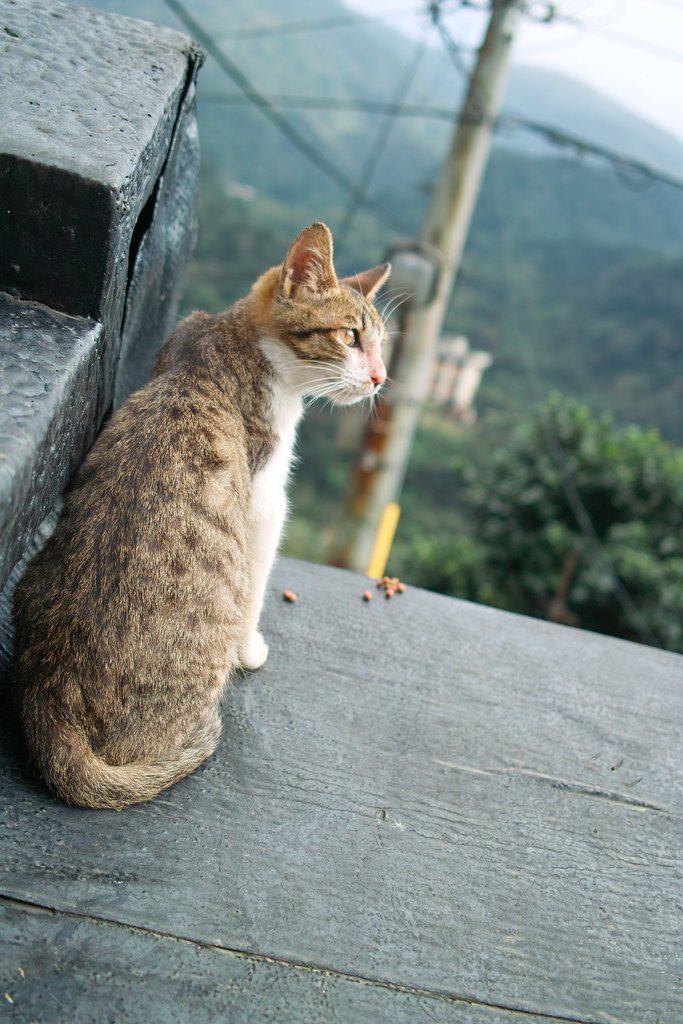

left=430, top=335, right=493, bottom=423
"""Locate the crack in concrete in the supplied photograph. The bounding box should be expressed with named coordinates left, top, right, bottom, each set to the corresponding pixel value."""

left=0, top=892, right=612, bottom=1024
left=431, top=759, right=676, bottom=816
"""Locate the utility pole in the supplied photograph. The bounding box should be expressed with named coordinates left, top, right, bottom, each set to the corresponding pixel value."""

left=330, top=0, right=525, bottom=573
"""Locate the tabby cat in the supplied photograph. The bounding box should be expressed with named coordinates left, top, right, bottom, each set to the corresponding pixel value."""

left=12, top=222, right=391, bottom=809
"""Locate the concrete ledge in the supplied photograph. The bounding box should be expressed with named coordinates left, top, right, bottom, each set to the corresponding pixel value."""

left=0, top=295, right=100, bottom=590
left=0, top=0, right=199, bottom=320
left=114, top=54, right=202, bottom=404
left=1, top=558, right=681, bottom=1022
left=0, top=0, right=202, bottom=602
left=0, top=899, right=562, bottom=1024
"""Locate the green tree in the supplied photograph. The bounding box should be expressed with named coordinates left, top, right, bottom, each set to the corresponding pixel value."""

left=426, top=395, right=683, bottom=651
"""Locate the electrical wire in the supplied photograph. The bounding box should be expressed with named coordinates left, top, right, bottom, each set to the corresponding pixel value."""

left=213, top=7, right=425, bottom=41
left=431, top=2, right=472, bottom=80
left=427, top=5, right=671, bottom=647
left=200, top=93, right=461, bottom=119
left=457, top=0, right=683, bottom=64
left=648, top=0, right=683, bottom=11
left=497, top=115, right=683, bottom=193
left=552, top=10, right=683, bottom=65
left=200, top=93, right=683, bottom=195
left=335, top=36, right=430, bottom=256
left=159, top=0, right=413, bottom=235
left=165, top=0, right=683, bottom=202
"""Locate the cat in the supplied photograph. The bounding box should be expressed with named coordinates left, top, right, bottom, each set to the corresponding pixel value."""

left=11, top=222, right=391, bottom=810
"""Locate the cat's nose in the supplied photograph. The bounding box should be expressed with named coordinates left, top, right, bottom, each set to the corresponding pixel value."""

left=371, top=371, right=386, bottom=388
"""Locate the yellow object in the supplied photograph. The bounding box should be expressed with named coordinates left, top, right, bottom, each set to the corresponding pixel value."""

left=366, top=503, right=401, bottom=579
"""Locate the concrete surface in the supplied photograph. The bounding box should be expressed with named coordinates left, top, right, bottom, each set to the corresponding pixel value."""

left=1, top=558, right=681, bottom=1023
left=0, top=0, right=199, bottom=319
left=0, top=0, right=202, bottom=603
left=0, top=297, right=100, bottom=591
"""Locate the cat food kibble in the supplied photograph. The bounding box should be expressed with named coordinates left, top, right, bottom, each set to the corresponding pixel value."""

left=362, top=590, right=373, bottom=602
left=283, top=590, right=297, bottom=603
left=369, top=576, right=406, bottom=601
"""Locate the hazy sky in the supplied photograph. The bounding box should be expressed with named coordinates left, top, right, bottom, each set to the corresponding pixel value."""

left=343, top=0, right=683, bottom=144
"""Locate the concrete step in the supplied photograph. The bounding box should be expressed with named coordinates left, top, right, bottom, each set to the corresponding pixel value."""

left=0, top=295, right=101, bottom=588
left=0, top=0, right=202, bottom=596
left=1, top=557, right=681, bottom=1022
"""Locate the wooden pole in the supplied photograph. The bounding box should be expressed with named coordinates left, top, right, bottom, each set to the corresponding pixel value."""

left=330, top=0, right=524, bottom=572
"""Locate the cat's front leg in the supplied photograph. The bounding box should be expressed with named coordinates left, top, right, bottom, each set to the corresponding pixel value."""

left=239, top=630, right=269, bottom=672
left=238, top=481, right=287, bottom=672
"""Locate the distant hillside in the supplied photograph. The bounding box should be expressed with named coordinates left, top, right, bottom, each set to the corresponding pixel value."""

left=80, top=0, right=683, bottom=446
left=84, top=0, right=683, bottom=189
left=504, top=66, right=683, bottom=177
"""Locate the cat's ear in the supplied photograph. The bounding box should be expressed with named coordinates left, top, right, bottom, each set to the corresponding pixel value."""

left=280, top=222, right=338, bottom=301
left=340, top=262, right=392, bottom=301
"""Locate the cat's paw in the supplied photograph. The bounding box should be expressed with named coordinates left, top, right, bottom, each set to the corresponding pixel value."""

left=239, top=632, right=269, bottom=671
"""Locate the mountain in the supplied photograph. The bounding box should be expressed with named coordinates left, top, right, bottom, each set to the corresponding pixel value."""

left=76, top=0, right=683, bottom=446
left=504, top=66, right=683, bottom=177
left=82, top=0, right=683, bottom=188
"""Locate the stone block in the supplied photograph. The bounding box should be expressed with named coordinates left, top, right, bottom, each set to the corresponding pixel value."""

left=0, top=0, right=203, bottom=600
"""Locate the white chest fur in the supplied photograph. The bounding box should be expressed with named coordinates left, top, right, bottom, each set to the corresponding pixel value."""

left=260, top=385, right=302, bottom=487
left=251, top=373, right=303, bottom=524
left=238, top=367, right=304, bottom=671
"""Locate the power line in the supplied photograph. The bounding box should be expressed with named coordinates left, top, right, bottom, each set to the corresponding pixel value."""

left=159, top=0, right=412, bottom=235
left=436, top=10, right=670, bottom=649
left=648, top=0, right=683, bottom=11
left=552, top=10, right=683, bottom=65
left=431, top=2, right=472, bottom=80
left=200, top=93, right=461, bottom=119
left=201, top=93, right=683, bottom=195
left=498, top=115, right=683, bottom=193
left=458, top=0, right=683, bottom=65
left=335, top=37, right=429, bottom=254
left=213, top=7, right=425, bottom=41
left=165, top=0, right=670, bottom=642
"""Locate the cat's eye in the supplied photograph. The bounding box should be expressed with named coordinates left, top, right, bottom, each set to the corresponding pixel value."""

left=345, top=328, right=361, bottom=348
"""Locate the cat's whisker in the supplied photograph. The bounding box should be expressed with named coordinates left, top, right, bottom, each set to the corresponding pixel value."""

left=316, top=387, right=352, bottom=412
left=308, top=381, right=345, bottom=393
left=381, top=292, right=413, bottom=326
left=296, top=376, right=341, bottom=389
left=385, top=292, right=411, bottom=311
left=380, top=288, right=409, bottom=310
left=303, top=378, right=347, bottom=394
left=379, top=286, right=410, bottom=300
left=306, top=378, right=366, bottom=407
left=304, top=386, right=349, bottom=405
left=265, top=353, right=339, bottom=372
left=310, top=365, right=347, bottom=374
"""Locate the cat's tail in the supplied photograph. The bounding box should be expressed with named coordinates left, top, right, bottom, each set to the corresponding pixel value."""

left=24, top=707, right=221, bottom=810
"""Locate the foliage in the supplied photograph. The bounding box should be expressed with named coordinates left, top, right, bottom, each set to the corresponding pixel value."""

left=411, top=395, right=683, bottom=652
